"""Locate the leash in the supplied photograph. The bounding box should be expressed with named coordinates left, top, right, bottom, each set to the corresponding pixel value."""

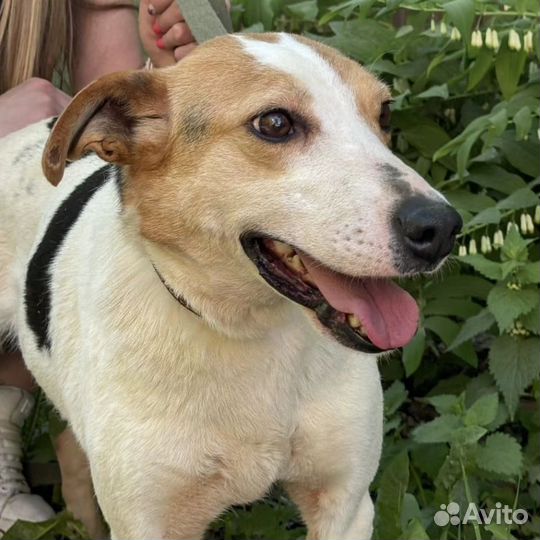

left=151, top=1, right=230, bottom=316
left=175, top=0, right=232, bottom=43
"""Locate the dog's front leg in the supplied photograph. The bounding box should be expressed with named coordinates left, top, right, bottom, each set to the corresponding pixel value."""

left=93, top=467, right=230, bottom=540
left=285, top=479, right=374, bottom=540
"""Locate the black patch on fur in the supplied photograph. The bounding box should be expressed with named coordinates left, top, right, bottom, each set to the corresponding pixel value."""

left=47, top=117, right=58, bottom=131
left=25, top=166, right=110, bottom=350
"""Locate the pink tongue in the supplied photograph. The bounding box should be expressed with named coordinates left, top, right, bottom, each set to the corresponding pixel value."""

left=299, top=254, right=419, bottom=350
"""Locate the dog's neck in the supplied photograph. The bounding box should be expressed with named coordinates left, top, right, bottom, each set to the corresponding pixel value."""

left=142, top=236, right=296, bottom=340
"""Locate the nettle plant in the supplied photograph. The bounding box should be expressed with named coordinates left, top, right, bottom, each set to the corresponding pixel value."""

left=231, top=1, right=539, bottom=540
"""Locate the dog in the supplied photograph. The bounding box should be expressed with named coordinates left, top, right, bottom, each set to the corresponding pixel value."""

left=0, top=33, right=461, bottom=539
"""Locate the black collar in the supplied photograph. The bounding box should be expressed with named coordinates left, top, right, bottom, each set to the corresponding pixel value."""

left=153, top=265, right=200, bottom=318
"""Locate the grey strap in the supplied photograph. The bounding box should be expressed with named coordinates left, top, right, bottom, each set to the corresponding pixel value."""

left=176, top=0, right=232, bottom=43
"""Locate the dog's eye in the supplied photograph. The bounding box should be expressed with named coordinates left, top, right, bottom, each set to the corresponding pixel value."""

left=379, top=101, right=392, bottom=133
left=252, top=110, right=294, bottom=141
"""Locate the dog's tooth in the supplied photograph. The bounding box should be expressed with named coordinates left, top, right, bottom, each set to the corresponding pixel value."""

left=272, top=240, right=295, bottom=258
left=347, top=314, right=362, bottom=328
left=288, top=254, right=305, bottom=273
left=303, top=272, right=317, bottom=286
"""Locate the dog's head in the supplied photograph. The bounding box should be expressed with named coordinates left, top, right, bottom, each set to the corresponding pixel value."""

left=43, top=33, right=461, bottom=353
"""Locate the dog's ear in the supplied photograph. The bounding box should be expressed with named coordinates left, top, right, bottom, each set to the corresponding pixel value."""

left=42, top=70, right=169, bottom=186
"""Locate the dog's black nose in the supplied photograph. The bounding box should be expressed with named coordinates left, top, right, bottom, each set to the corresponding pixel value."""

left=397, top=198, right=462, bottom=264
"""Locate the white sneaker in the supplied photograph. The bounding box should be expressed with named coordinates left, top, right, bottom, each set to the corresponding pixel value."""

left=0, top=387, right=55, bottom=534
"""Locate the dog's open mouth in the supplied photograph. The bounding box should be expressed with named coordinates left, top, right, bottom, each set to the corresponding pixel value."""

left=241, top=236, right=420, bottom=353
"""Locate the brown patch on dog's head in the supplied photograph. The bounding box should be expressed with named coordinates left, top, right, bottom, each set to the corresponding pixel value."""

left=120, top=35, right=320, bottom=247
left=42, top=71, right=169, bottom=185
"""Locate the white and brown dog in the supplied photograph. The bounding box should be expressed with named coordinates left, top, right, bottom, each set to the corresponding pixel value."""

left=0, top=33, right=461, bottom=539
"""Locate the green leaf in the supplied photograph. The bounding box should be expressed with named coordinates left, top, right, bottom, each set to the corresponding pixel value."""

left=484, top=523, right=518, bottom=540
left=400, top=493, right=421, bottom=531
left=464, top=393, right=499, bottom=427
left=413, top=414, right=462, bottom=443
left=467, top=164, right=528, bottom=195
left=464, top=206, right=502, bottom=229
left=514, top=105, right=532, bottom=140
left=424, top=297, right=480, bottom=318
left=467, top=48, right=494, bottom=91
left=324, top=19, right=396, bottom=63
left=501, top=225, right=530, bottom=262
left=401, top=123, right=451, bottom=158
left=402, top=518, right=429, bottom=540
left=424, top=317, right=478, bottom=364
left=494, top=132, right=540, bottom=177
left=443, top=0, right=474, bottom=45
left=496, top=45, right=527, bottom=100
left=403, top=327, right=425, bottom=377
left=452, top=425, right=487, bottom=445
left=487, top=284, right=537, bottom=332
left=285, top=1, right=318, bottom=21
left=449, top=309, right=496, bottom=350
left=3, top=512, right=87, bottom=540
left=241, top=0, right=278, bottom=30
left=460, top=255, right=502, bottom=280
left=424, top=394, right=460, bottom=415
left=497, top=186, right=540, bottom=210
left=516, top=262, right=540, bottom=285
left=375, top=451, right=409, bottom=540
left=521, top=304, right=540, bottom=334
left=445, top=191, right=495, bottom=213
left=474, top=432, right=523, bottom=477
left=457, top=131, right=479, bottom=178
left=416, top=84, right=449, bottom=100
left=384, top=380, right=408, bottom=417
left=489, top=335, right=540, bottom=417
left=425, top=275, right=492, bottom=300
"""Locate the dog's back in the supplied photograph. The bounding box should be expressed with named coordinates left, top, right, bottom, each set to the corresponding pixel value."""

left=0, top=121, right=54, bottom=333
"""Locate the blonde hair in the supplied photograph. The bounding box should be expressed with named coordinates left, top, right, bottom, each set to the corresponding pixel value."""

left=0, top=0, right=73, bottom=94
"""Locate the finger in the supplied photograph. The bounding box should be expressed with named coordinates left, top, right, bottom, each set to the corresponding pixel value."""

left=154, top=1, right=184, bottom=34
left=147, top=0, right=175, bottom=16
left=157, top=22, right=194, bottom=50
left=55, top=90, right=72, bottom=112
left=173, top=42, right=197, bottom=62
left=148, top=46, right=177, bottom=68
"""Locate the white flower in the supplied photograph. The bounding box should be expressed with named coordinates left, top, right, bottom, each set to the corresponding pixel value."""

left=524, top=31, right=534, bottom=53
left=509, top=29, right=522, bottom=51
left=458, top=245, right=467, bottom=256
left=493, top=230, right=504, bottom=249
left=485, top=28, right=493, bottom=48
left=440, top=21, right=447, bottom=35
left=507, top=221, right=517, bottom=233
left=431, top=18, right=436, bottom=32
left=481, top=236, right=488, bottom=253
left=526, top=214, right=535, bottom=234
left=520, top=213, right=528, bottom=234
left=492, top=30, right=500, bottom=51
left=534, top=205, right=540, bottom=225
left=450, top=27, right=461, bottom=41
left=471, top=29, right=483, bottom=48
left=468, top=238, right=477, bottom=255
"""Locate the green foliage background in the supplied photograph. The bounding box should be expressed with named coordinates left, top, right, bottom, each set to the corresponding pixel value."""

left=10, top=1, right=539, bottom=539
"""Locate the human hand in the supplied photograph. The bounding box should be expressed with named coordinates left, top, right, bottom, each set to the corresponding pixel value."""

left=0, top=78, right=71, bottom=139
left=139, top=0, right=196, bottom=67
